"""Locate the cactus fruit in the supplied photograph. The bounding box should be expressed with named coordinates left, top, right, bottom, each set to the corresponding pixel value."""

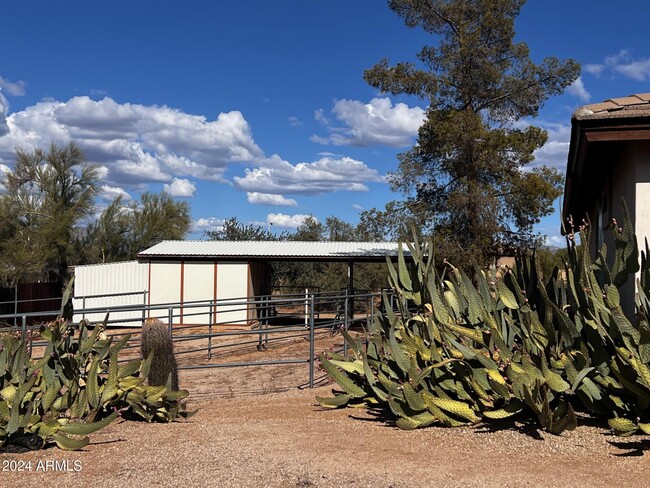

left=141, top=318, right=180, bottom=391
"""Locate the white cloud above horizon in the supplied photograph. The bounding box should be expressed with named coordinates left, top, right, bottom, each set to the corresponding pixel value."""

left=191, top=217, right=225, bottom=234
left=234, top=154, right=385, bottom=195
left=288, top=116, right=302, bottom=128
left=0, top=163, right=10, bottom=192
left=545, top=235, right=565, bottom=248
left=247, top=192, right=298, bottom=206
left=267, top=213, right=312, bottom=229
left=0, top=96, right=264, bottom=188
left=312, top=97, right=425, bottom=147
left=584, top=49, right=650, bottom=82
left=0, top=91, right=391, bottom=208
left=99, top=184, right=133, bottom=202
left=531, top=121, right=572, bottom=171
left=0, top=76, right=26, bottom=97
left=566, top=77, right=591, bottom=102
left=511, top=119, right=571, bottom=172
left=0, top=93, right=9, bottom=138
left=164, top=178, right=196, bottom=197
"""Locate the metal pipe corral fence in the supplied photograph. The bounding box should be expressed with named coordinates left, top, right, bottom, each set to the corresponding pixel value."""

left=0, top=289, right=392, bottom=390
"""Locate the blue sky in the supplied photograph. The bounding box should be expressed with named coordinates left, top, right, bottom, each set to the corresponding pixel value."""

left=1, top=1, right=650, bottom=244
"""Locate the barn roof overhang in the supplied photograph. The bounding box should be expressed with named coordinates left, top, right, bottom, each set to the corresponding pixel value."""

left=563, top=93, right=650, bottom=232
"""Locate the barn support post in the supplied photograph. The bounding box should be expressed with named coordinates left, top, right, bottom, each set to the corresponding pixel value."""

left=309, top=293, right=315, bottom=388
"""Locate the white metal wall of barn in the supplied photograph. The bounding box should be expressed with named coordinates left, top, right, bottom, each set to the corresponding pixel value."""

left=73, top=260, right=256, bottom=326
left=72, top=261, right=148, bottom=325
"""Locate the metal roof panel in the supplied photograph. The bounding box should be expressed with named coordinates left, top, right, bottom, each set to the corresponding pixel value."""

left=138, top=240, right=409, bottom=259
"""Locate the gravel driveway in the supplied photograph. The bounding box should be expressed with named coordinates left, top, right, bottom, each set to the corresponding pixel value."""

left=2, top=362, right=649, bottom=487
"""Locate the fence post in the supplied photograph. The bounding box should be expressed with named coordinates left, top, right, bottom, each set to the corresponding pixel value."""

left=142, top=291, right=147, bottom=324
left=343, top=290, right=349, bottom=359
left=21, top=315, right=27, bottom=342
left=309, top=294, right=315, bottom=388
left=168, top=307, right=173, bottom=335
left=82, top=296, right=86, bottom=321
left=304, top=288, right=309, bottom=327
left=208, top=302, right=213, bottom=360
left=257, top=296, right=267, bottom=351
left=14, top=284, right=18, bottom=328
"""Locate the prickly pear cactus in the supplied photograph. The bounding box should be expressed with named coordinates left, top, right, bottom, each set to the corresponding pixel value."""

left=319, top=200, right=650, bottom=437
left=0, top=308, right=192, bottom=450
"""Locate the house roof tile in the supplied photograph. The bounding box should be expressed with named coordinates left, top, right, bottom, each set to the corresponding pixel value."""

left=573, top=93, right=650, bottom=120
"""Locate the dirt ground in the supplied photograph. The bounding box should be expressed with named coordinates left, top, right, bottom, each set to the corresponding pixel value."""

left=2, top=331, right=650, bottom=487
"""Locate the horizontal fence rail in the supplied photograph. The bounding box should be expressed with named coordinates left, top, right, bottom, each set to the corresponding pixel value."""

left=0, top=289, right=391, bottom=389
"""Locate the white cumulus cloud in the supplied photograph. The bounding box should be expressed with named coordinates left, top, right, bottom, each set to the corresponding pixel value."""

left=583, top=64, right=604, bottom=76
left=615, top=59, right=650, bottom=81
left=191, top=217, right=225, bottom=233
left=531, top=122, right=572, bottom=171
left=0, top=93, right=9, bottom=137
left=99, top=184, right=133, bottom=202
left=234, top=154, right=384, bottom=195
left=288, top=116, right=302, bottom=127
left=566, top=77, right=591, bottom=102
left=312, top=97, right=425, bottom=147
left=267, top=213, right=312, bottom=229
left=0, top=76, right=26, bottom=97
left=247, top=192, right=297, bottom=206
left=0, top=163, right=10, bottom=192
left=545, top=235, right=566, bottom=248
left=583, top=49, right=650, bottom=82
left=0, top=96, right=264, bottom=189
left=164, top=178, right=196, bottom=197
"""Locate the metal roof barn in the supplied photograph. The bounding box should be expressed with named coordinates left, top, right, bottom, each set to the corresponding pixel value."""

left=74, top=241, right=408, bottom=327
